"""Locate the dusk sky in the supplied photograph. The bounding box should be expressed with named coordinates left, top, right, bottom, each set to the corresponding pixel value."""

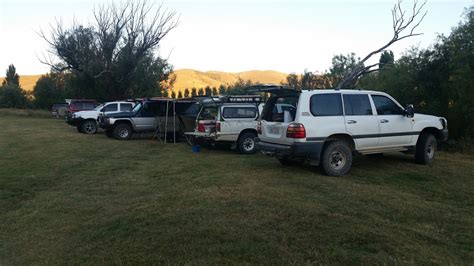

left=1, top=0, right=472, bottom=75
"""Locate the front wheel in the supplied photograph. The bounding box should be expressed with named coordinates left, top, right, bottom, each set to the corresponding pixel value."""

left=415, top=133, right=436, bottom=164
left=321, top=141, right=353, bottom=176
left=81, top=120, right=97, bottom=134
left=238, top=132, right=257, bottom=154
left=113, top=123, right=132, bottom=140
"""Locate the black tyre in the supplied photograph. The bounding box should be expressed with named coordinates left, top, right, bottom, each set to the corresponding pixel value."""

left=321, top=141, right=353, bottom=176
left=76, top=125, right=83, bottom=133
left=415, top=133, right=436, bottom=164
left=113, top=123, right=132, bottom=140
left=81, top=120, right=97, bottom=134
left=105, top=130, right=114, bottom=138
left=238, top=132, right=257, bottom=154
left=278, top=156, right=305, bottom=166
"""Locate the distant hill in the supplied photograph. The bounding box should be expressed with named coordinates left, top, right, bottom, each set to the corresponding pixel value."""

left=0, top=75, right=42, bottom=92
left=0, top=69, right=288, bottom=94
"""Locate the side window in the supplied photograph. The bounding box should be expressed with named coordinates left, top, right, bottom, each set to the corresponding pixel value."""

left=103, top=103, right=118, bottom=112
left=222, top=107, right=257, bottom=119
left=372, top=95, right=404, bottom=115
left=310, top=93, right=343, bottom=116
left=343, top=94, right=373, bottom=116
left=120, top=103, right=133, bottom=112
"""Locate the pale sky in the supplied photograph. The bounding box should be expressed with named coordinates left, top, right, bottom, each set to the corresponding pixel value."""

left=0, top=0, right=472, bottom=75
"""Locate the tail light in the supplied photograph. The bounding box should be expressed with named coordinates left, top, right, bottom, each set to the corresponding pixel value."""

left=286, top=123, right=306, bottom=139
left=257, top=121, right=262, bottom=134
left=198, top=122, right=205, bottom=132
left=216, top=121, right=221, bottom=132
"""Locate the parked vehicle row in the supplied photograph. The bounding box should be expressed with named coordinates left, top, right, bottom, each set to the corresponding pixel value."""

left=59, top=87, right=449, bottom=176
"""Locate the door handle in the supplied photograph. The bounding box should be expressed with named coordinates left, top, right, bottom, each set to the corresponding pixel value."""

left=347, top=120, right=357, bottom=124
left=380, top=119, right=389, bottom=123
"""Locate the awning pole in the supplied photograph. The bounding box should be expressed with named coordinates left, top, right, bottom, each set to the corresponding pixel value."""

left=165, top=100, right=169, bottom=144
left=173, top=100, right=176, bottom=144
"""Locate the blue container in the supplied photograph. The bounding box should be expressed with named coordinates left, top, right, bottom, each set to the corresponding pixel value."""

left=192, top=145, right=201, bottom=153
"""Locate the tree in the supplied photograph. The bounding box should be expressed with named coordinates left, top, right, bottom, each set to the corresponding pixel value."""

left=191, top=87, right=197, bottom=97
left=286, top=73, right=300, bottom=90
left=184, top=88, right=190, bottom=98
left=0, top=85, right=28, bottom=108
left=335, top=0, right=427, bottom=89
left=39, top=0, right=178, bottom=100
left=171, top=91, right=176, bottom=99
left=212, top=87, right=218, bottom=96
left=329, top=53, right=361, bottom=88
left=204, top=86, right=212, bottom=96
left=2, top=64, right=20, bottom=87
left=33, top=72, right=66, bottom=109
left=198, top=88, right=204, bottom=96
left=177, top=91, right=183, bottom=98
left=379, top=50, right=395, bottom=69
left=218, top=85, right=227, bottom=95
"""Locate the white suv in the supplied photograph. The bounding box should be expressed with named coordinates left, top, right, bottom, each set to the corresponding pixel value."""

left=256, top=89, right=448, bottom=176
left=67, top=101, right=134, bottom=134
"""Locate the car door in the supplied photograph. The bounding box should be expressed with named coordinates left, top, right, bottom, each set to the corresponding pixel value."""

left=102, top=103, right=118, bottom=115
left=259, top=94, right=299, bottom=145
left=134, top=102, right=157, bottom=131
left=342, top=94, right=380, bottom=150
left=371, top=94, right=414, bottom=147
left=220, top=106, right=258, bottom=141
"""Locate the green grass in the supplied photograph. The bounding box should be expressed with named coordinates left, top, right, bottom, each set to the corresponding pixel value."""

left=1, top=110, right=473, bottom=264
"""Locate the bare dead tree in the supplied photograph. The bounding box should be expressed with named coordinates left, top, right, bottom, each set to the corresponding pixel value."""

left=335, top=0, right=427, bottom=90
left=38, top=0, right=179, bottom=99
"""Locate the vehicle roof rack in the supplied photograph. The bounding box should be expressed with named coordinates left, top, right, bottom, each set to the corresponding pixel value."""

left=247, top=84, right=299, bottom=94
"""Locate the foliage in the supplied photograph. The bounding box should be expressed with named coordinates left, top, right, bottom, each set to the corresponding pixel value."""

left=359, top=6, right=474, bottom=138
left=2, top=64, right=20, bottom=87
left=32, top=72, right=67, bottom=109
left=39, top=0, right=178, bottom=101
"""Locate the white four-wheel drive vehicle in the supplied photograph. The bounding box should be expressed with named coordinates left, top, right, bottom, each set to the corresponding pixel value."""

left=67, top=101, right=134, bottom=134
left=187, top=96, right=263, bottom=154
left=256, top=88, right=448, bottom=176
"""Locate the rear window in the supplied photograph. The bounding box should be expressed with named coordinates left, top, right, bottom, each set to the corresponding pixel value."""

left=120, top=103, right=133, bottom=112
left=222, top=107, right=257, bottom=119
left=262, top=95, right=299, bottom=122
left=310, top=93, right=342, bottom=116
left=83, top=102, right=96, bottom=110
left=343, top=94, right=373, bottom=116
left=199, top=107, right=218, bottom=120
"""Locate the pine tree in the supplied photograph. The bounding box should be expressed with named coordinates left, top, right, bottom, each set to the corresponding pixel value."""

left=3, top=64, right=20, bottom=87
left=191, top=87, right=197, bottom=97
left=178, top=91, right=183, bottom=98
left=184, top=88, right=190, bottom=98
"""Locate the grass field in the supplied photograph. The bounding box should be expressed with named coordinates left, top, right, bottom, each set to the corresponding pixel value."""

left=1, top=110, right=473, bottom=264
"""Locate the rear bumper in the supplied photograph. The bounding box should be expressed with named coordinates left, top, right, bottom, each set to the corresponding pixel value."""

left=256, top=138, right=324, bottom=160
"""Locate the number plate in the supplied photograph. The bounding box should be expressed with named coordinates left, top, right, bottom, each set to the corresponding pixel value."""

left=268, top=126, right=279, bottom=134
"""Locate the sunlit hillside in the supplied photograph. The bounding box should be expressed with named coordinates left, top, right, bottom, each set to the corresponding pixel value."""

left=0, top=69, right=288, bottom=94
left=173, top=69, right=287, bottom=93
left=0, top=75, right=42, bottom=92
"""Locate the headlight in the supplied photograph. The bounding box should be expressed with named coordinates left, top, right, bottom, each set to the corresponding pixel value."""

left=440, top=118, right=447, bottom=129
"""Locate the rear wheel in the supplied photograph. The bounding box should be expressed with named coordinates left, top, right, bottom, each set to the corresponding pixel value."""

left=81, top=120, right=97, bottom=134
left=113, top=123, right=132, bottom=140
left=321, top=141, right=352, bottom=177
left=238, top=132, right=257, bottom=154
left=415, top=133, right=436, bottom=164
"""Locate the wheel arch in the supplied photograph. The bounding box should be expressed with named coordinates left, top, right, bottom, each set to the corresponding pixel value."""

left=323, top=134, right=356, bottom=151
left=418, top=127, right=441, bottom=141
left=113, top=119, right=134, bottom=130
left=238, top=128, right=258, bottom=140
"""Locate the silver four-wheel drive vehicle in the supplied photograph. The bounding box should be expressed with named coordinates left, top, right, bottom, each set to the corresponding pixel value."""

left=67, top=101, right=134, bottom=134
left=255, top=86, right=448, bottom=176
left=98, top=98, right=197, bottom=140
left=186, top=95, right=263, bottom=154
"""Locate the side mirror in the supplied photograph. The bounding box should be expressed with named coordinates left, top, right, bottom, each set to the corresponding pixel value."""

left=405, top=104, right=414, bottom=118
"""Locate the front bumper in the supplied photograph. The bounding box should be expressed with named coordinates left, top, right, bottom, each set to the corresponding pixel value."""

left=256, top=138, right=324, bottom=160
